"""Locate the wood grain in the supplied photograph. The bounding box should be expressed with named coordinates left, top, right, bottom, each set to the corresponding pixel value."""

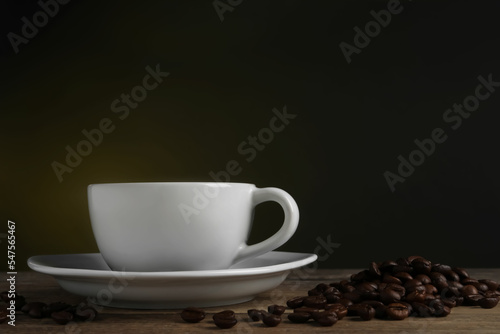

left=1, top=269, right=499, bottom=333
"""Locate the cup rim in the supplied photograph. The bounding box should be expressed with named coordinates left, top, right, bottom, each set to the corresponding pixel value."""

left=88, top=182, right=256, bottom=188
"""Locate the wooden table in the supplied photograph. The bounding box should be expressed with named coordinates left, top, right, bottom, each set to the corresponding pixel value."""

left=1, top=269, right=499, bottom=333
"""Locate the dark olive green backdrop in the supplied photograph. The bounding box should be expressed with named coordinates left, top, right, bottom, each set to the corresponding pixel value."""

left=2, top=0, right=500, bottom=270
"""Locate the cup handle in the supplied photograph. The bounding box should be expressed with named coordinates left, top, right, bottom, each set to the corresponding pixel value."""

left=233, top=187, right=299, bottom=264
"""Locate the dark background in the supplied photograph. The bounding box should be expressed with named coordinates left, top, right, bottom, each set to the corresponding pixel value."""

left=2, top=0, right=499, bottom=271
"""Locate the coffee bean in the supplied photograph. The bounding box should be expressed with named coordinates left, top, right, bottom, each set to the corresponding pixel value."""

left=261, top=311, right=281, bottom=327
left=324, top=292, right=341, bottom=303
left=393, top=265, right=413, bottom=274
left=287, top=296, right=305, bottom=309
left=453, top=267, right=469, bottom=279
left=441, top=298, right=457, bottom=308
left=288, top=312, right=310, bottom=323
left=51, top=311, right=73, bottom=325
left=412, top=302, right=433, bottom=317
left=343, top=291, right=362, bottom=303
left=445, top=270, right=460, bottom=282
left=181, top=307, right=206, bottom=323
left=407, top=255, right=425, bottom=263
left=424, top=284, right=438, bottom=295
left=357, top=304, right=375, bottom=321
left=406, top=290, right=426, bottom=303
left=404, top=279, right=423, bottom=292
left=386, top=303, right=409, bottom=320
left=432, top=264, right=452, bottom=274
left=394, top=272, right=413, bottom=282
left=294, top=307, right=320, bottom=316
left=415, top=274, right=431, bottom=285
left=213, top=310, right=237, bottom=329
left=75, top=305, right=98, bottom=321
left=247, top=309, right=262, bottom=321
left=28, top=302, right=47, bottom=318
left=368, top=262, right=381, bottom=277
left=303, top=295, right=327, bottom=308
left=429, top=300, right=451, bottom=317
left=379, top=260, right=398, bottom=272
left=462, top=284, right=479, bottom=295
left=479, top=279, right=499, bottom=291
left=380, top=288, right=402, bottom=304
left=338, top=298, right=353, bottom=308
left=267, top=304, right=286, bottom=315
left=478, top=297, right=499, bottom=309
left=324, top=304, right=347, bottom=319
left=45, top=302, right=71, bottom=315
left=382, top=273, right=402, bottom=285
left=315, top=311, right=338, bottom=326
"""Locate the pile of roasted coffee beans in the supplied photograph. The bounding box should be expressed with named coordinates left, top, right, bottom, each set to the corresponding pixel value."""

left=180, top=256, right=500, bottom=328
left=0, top=291, right=98, bottom=325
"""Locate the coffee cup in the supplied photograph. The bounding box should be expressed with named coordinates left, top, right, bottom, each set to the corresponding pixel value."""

left=88, top=182, right=299, bottom=272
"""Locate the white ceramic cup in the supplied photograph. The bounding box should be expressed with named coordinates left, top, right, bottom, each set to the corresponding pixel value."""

left=88, top=182, right=299, bottom=272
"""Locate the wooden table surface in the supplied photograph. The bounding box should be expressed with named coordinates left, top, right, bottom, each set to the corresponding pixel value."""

left=1, top=269, right=499, bottom=333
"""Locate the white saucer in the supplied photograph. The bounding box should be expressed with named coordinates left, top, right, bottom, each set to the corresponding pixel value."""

left=27, top=251, right=317, bottom=309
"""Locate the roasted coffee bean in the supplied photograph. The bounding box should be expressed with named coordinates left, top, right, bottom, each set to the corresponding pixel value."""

left=477, top=297, right=498, bottom=308
left=445, top=270, right=460, bottom=282
left=396, top=257, right=410, bottom=266
left=268, top=304, right=286, bottom=316
left=325, top=292, right=341, bottom=303
left=28, top=302, right=47, bottom=318
left=407, top=255, right=425, bottom=263
left=247, top=309, right=262, bottom=321
left=351, top=270, right=369, bottom=282
left=430, top=272, right=448, bottom=290
left=441, top=298, right=457, bottom=308
left=324, top=304, right=347, bottom=319
left=432, top=264, right=452, bottom=274
left=343, top=291, right=362, bottom=303
left=382, top=273, right=402, bottom=285
left=307, top=288, right=322, bottom=296
left=338, top=298, right=353, bottom=308
left=404, top=279, right=423, bottom=292
left=45, top=302, right=71, bottom=316
left=75, top=305, right=98, bottom=321
left=369, top=262, right=382, bottom=277
left=453, top=267, right=469, bottom=279
left=464, top=294, right=482, bottom=306
left=380, top=288, right=402, bottom=304
left=394, top=272, right=413, bottom=282
left=181, top=307, right=206, bottom=323
left=213, top=311, right=237, bottom=329
left=478, top=297, right=499, bottom=309
left=356, top=281, right=377, bottom=294
left=294, top=307, right=319, bottom=314
left=412, top=258, right=432, bottom=275
left=379, top=260, right=398, bottom=272
left=303, top=295, right=327, bottom=308
left=415, top=274, right=431, bottom=285
left=429, top=300, right=451, bottom=317
left=288, top=312, right=310, bottom=323
left=405, top=290, right=426, bottom=303
left=393, top=265, right=413, bottom=274
left=479, top=279, right=499, bottom=291
left=315, top=311, right=338, bottom=326
left=357, top=304, right=375, bottom=321
left=462, top=284, right=479, bottom=295
left=471, top=282, right=489, bottom=293
left=461, top=278, right=478, bottom=285
left=315, top=283, right=331, bottom=292
left=287, top=296, right=305, bottom=309
left=386, top=303, right=409, bottom=320
left=261, top=311, right=281, bottom=327
left=51, top=311, right=73, bottom=325
left=424, top=284, right=438, bottom=295
left=412, top=302, right=433, bottom=317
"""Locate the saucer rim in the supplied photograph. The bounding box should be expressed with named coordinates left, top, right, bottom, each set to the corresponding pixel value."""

left=27, top=251, right=318, bottom=279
